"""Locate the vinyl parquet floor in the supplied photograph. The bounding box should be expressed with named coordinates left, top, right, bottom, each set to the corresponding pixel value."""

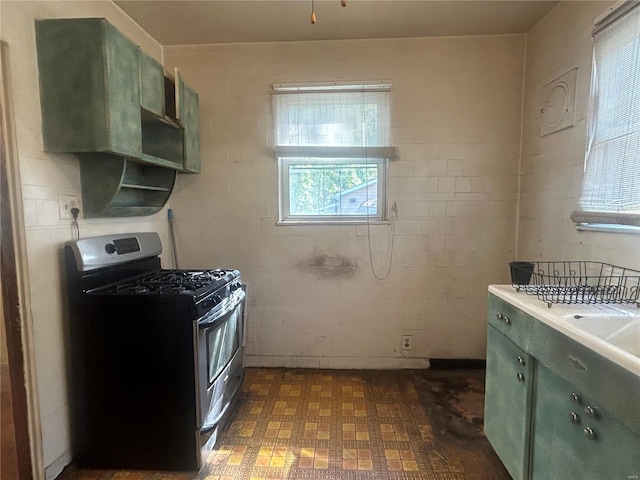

left=57, top=368, right=510, bottom=480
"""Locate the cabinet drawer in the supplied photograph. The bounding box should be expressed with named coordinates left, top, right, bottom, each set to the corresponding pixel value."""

left=488, top=293, right=532, bottom=349
left=531, top=319, right=640, bottom=436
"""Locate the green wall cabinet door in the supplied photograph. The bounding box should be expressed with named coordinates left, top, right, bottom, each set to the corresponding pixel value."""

left=531, top=363, right=640, bottom=480
left=484, top=325, right=533, bottom=480
left=139, top=50, right=165, bottom=118
left=36, top=18, right=142, bottom=158
left=177, top=72, right=201, bottom=174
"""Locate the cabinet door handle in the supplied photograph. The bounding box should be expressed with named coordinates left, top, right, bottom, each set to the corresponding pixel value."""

left=517, top=356, right=526, bottom=366
left=569, top=412, right=580, bottom=424
left=584, top=406, right=598, bottom=418
left=583, top=427, right=597, bottom=440
left=570, top=392, right=581, bottom=404
left=516, top=373, right=525, bottom=382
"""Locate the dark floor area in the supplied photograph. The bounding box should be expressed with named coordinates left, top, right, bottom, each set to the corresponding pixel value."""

left=57, top=367, right=509, bottom=480
left=1, top=363, right=19, bottom=480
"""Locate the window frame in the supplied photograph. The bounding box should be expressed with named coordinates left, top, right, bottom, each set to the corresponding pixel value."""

left=571, top=2, right=640, bottom=229
left=278, top=156, right=389, bottom=224
left=272, top=82, right=395, bottom=225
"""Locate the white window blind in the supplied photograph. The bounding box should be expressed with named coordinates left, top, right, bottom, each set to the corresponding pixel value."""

left=273, top=88, right=397, bottom=159
left=572, top=3, right=640, bottom=227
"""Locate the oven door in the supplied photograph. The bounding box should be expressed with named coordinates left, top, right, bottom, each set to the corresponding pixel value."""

left=196, top=291, right=245, bottom=445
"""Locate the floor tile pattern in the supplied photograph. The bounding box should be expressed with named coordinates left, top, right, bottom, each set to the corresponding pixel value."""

left=56, top=368, right=510, bottom=480
left=200, top=368, right=509, bottom=480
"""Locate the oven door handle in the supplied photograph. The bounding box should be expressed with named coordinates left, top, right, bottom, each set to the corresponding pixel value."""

left=198, top=291, right=245, bottom=329
left=200, top=369, right=246, bottom=434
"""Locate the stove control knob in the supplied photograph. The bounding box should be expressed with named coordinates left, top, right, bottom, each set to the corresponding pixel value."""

left=202, top=300, right=213, bottom=309
left=105, top=243, right=116, bottom=254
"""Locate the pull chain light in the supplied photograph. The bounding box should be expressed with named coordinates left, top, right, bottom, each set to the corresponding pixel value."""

left=310, top=0, right=347, bottom=24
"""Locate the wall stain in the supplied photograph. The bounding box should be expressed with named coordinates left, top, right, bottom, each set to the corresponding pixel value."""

left=298, top=252, right=357, bottom=280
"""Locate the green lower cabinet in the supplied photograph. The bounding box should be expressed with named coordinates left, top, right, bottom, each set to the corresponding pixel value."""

left=484, top=325, right=533, bottom=480
left=531, top=363, right=640, bottom=480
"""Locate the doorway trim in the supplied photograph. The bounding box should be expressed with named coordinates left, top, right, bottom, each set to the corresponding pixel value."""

left=1, top=40, right=45, bottom=480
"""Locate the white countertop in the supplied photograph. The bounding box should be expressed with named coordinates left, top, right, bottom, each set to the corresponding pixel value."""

left=489, top=285, right=640, bottom=376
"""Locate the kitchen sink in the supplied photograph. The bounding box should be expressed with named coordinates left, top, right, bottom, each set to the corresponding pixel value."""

left=564, top=313, right=640, bottom=357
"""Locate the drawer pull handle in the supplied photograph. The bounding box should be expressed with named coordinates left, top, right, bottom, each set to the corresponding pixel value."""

left=496, top=312, right=503, bottom=320
left=583, top=427, right=597, bottom=440
left=570, top=392, right=581, bottom=404
left=517, top=356, right=526, bottom=366
left=516, top=373, right=525, bottom=382
left=503, top=316, right=512, bottom=326
left=568, top=356, right=586, bottom=371
left=569, top=412, right=580, bottom=424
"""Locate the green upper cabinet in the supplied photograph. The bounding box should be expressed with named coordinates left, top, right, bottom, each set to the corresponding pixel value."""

left=176, top=71, right=201, bottom=174
left=35, top=18, right=142, bottom=158
left=35, top=18, right=201, bottom=178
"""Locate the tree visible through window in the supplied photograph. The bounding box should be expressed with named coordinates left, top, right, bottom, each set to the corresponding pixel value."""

left=273, top=84, right=395, bottom=223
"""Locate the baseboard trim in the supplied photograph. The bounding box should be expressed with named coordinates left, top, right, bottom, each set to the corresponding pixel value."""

left=243, top=355, right=431, bottom=370
left=428, top=358, right=486, bottom=369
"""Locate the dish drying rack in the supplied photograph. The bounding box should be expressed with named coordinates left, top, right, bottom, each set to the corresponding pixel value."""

left=510, top=261, right=640, bottom=308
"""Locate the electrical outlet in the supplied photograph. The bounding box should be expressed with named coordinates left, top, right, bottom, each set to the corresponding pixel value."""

left=401, top=335, right=412, bottom=351
left=58, top=195, right=80, bottom=219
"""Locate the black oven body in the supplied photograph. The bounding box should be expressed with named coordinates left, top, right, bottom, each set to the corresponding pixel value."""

left=64, top=240, right=245, bottom=471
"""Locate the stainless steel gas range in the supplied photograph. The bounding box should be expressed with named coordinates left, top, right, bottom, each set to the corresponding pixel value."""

left=64, top=232, right=245, bottom=471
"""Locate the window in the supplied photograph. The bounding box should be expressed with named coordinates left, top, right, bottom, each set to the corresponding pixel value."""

left=273, top=83, right=397, bottom=223
left=572, top=3, right=640, bottom=228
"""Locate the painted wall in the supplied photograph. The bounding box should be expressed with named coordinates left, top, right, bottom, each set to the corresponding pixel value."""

left=0, top=2, right=173, bottom=477
left=164, top=35, right=525, bottom=369
left=518, top=1, right=640, bottom=269
left=8, top=1, right=637, bottom=475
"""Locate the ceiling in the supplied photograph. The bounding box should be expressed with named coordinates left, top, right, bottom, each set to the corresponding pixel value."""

left=114, top=0, right=560, bottom=46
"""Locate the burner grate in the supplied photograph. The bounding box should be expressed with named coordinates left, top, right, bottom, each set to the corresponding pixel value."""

left=92, top=269, right=238, bottom=297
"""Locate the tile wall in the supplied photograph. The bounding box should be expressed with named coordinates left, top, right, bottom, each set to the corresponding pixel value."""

left=164, top=35, right=525, bottom=368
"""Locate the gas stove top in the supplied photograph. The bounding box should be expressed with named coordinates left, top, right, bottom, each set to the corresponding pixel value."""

left=91, top=269, right=240, bottom=297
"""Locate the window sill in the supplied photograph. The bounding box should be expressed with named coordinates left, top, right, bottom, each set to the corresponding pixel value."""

left=575, top=223, right=640, bottom=234
left=276, top=220, right=391, bottom=226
